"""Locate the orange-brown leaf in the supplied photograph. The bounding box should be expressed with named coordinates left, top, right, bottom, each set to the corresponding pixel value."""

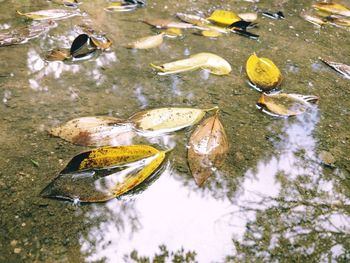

left=187, top=113, right=229, bottom=186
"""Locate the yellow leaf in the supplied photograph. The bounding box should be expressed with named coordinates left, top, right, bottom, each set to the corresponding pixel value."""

left=163, top=28, right=183, bottom=38
left=49, top=116, right=135, bottom=146
left=151, top=52, right=231, bottom=75
left=40, top=145, right=168, bottom=202
left=312, top=2, right=350, bottom=17
left=200, top=30, right=223, bottom=37
left=256, top=93, right=319, bottom=117
left=90, top=36, right=112, bottom=49
left=128, top=107, right=218, bottom=134
left=207, top=10, right=241, bottom=26
left=104, top=3, right=137, bottom=12
left=126, top=33, right=164, bottom=49
left=188, top=112, right=229, bottom=186
left=246, top=53, right=283, bottom=91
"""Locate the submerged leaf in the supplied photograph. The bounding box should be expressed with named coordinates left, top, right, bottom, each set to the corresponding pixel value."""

left=17, top=9, right=81, bottom=20
left=320, top=59, right=350, bottom=79
left=207, top=10, right=242, bottom=26
left=327, top=16, right=350, bottom=27
left=40, top=145, right=167, bottom=202
left=126, top=33, right=164, bottom=49
left=128, top=107, right=218, bottom=135
left=0, top=21, right=56, bottom=47
left=49, top=116, right=135, bottom=146
left=256, top=93, right=319, bottom=117
left=312, top=2, right=350, bottom=17
left=176, top=13, right=210, bottom=25
left=104, top=2, right=138, bottom=12
left=45, top=48, right=71, bottom=61
left=188, top=113, right=229, bottom=186
left=90, top=36, right=112, bottom=49
left=143, top=18, right=207, bottom=30
left=199, top=30, right=223, bottom=37
left=151, top=52, right=231, bottom=75
left=246, top=53, right=283, bottom=91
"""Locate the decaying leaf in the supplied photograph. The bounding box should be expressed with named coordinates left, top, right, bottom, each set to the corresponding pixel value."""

left=128, top=107, right=218, bottom=135
left=17, top=9, right=81, bottom=20
left=238, top=12, right=258, bottom=22
left=320, top=59, right=350, bottom=79
left=151, top=52, right=232, bottom=75
left=45, top=48, right=71, bottom=61
left=207, top=10, right=242, bottom=26
left=0, top=21, right=56, bottom=47
left=327, top=16, right=350, bottom=27
left=256, top=93, right=319, bottom=117
left=40, top=145, right=168, bottom=202
left=143, top=18, right=207, bottom=30
left=312, top=2, right=350, bottom=17
left=301, top=13, right=326, bottom=27
left=126, top=33, right=164, bottom=49
left=246, top=53, right=283, bottom=92
left=49, top=116, right=135, bottom=146
left=90, top=36, right=112, bottom=49
left=176, top=13, right=210, bottom=25
left=188, top=112, right=229, bottom=186
left=199, top=30, right=223, bottom=38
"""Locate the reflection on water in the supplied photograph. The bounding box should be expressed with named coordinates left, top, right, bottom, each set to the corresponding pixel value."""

left=80, top=167, right=236, bottom=263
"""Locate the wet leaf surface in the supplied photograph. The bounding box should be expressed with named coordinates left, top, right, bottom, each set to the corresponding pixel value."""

left=126, top=33, right=164, bottom=49
left=207, top=10, right=242, bottom=26
left=0, top=21, right=56, bottom=47
left=256, top=93, right=319, bottom=117
left=246, top=53, right=283, bottom=92
left=16, top=9, right=81, bottom=20
left=49, top=116, right=135, bottom=146
left=312, top=2, right=350, bottom=17
left=128, top=107, right=218, bottom=135
left=320, top=59, right=350, bottom=79
left=188, top=112, right=229, bottom=186
left=40, top=145, right=167, bottom=202
left=151, top=52, right=231, bottom=75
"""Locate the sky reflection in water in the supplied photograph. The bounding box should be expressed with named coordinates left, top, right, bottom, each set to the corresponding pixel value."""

left=77, top=107, right=350, bottom=262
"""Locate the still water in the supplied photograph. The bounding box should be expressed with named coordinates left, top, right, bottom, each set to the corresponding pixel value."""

left=0, top=0, right=349, bottom=262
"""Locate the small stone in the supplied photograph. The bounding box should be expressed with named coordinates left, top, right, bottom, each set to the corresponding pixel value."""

left=21, top=223, right=26, bottom=227
left=14, top=248, right=21, bottom=254
left=319, top=151, right=336, bottom=166
left=10, top=240, right=17, bottom=246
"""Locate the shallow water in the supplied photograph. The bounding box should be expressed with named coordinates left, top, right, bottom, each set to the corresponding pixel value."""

left=1, top=0, right=350, bottom=262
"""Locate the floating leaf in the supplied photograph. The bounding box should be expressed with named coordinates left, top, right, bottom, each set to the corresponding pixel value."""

left=0, top=21, right=56, bottom=47
left=143, top=18, right=207, bottom=30
left=40, top=145, right=167, bottom=202
left=199, top=30, right=223, bottom=38
left=45, top=48, right=71, bottom=61
left=320, top=59, right=350, bottom=79
left=151, top=52, right=231, bottom=75
left=176, top=13, right=210, bottom=25
left=238, top=12, right=258, bottom=22
left=17, top=9, right=81, bottom=20
left=163, top=28, right=183, bottom=38
left=90, top=36, right=112, bottom=49
left=312, top=2, right=350, bottom=17
left=70, top=34, right=97, bottom=58
left=188, top=112, right=229, bottom=186
left=246, top=53, right=283, bottom=92
left=104, top=2, right=137, bottom=12
left=256, top=93, right=319, bottom=117
left=301, top=13, right=326, bottom=27
left=327, top=16, right=350, bottom=27
left=49, top=116, right=135, bottom=146
left=126, top=33, right=164, bottom=49
left=207, top=10, right=242, bottom=26
left=128, top=107, right=218, bottom=135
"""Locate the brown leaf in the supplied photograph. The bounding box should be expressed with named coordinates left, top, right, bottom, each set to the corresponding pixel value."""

left=187, top=113, right=229, bottom=186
